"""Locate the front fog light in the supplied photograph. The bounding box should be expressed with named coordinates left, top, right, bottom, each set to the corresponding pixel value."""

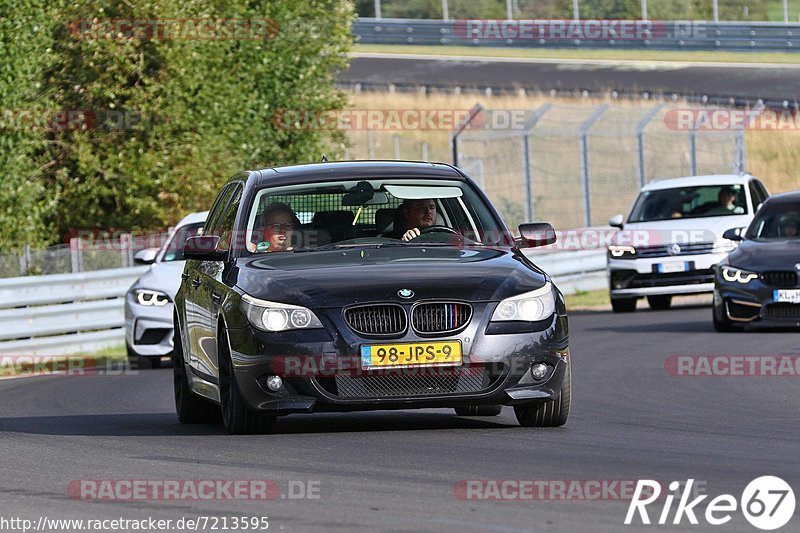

left=266, top=375, right=283, bottom=391
left=530, top=363, right=549, bottom=380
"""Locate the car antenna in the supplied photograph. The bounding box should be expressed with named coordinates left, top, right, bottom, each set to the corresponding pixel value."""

left=321, top=154, right=328, bottom=162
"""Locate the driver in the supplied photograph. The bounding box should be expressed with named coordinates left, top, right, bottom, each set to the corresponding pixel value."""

left=398, top=199, right=437, bottom=241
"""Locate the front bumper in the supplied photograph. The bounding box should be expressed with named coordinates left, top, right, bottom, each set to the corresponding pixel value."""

left=124, top=296, right=175, bottom=357
left=608, top=252, right=726, bottom=297
left=714, top=277, right=800, bottom=329
left=225, top=303, right=570, bottom=415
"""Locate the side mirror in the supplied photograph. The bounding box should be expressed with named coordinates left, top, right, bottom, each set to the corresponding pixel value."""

left=183, top=235, right=226, bottom=261
left=133, top=248, right=159, bottom=265
left=608, top=214, right=624, bottom=229
left=516, top=223, right=557, bottom=248
left=722, top=227, right=745, bottom=241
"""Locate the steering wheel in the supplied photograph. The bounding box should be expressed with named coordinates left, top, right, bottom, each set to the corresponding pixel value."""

left=419, top=225, right=460, bottom=236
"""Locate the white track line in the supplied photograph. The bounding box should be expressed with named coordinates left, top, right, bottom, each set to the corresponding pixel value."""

left=352, top=51, right=800, bottom=70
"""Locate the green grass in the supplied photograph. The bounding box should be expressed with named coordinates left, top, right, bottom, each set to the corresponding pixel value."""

left=564, top=289, right=610, bottom=310
left=355, top=43, right=800, bottom=65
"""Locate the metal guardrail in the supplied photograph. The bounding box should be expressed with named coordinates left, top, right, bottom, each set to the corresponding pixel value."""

left=0, top=267, right=147, bottom=356
left=354, top=18, right=800, bottom=52
left=0, top=251, right=606, bottom=357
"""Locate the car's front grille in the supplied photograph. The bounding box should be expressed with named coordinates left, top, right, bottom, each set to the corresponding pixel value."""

left=635, top=242, right=715, bottom=258
left=764, top=303, right=800, bottom=321
left=762, top=271, right=798, bottom=288
left=344, top=304, right=407, bottom=336
left=411, top=302, right=472, bottom=334
left=611, top=268, right=715, bottom=289
left=331, top=365, right=488, bottom=398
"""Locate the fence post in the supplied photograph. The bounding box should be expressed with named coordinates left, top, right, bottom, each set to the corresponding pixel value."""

left=19, top=245, right=31, bottom=276
left=579, top=104, right=609, bottom=227
left=450, top=103, right=484, bottom=166
left=735, top=129, right=746, bottom=172
left=392, top=133, right=400, bottom=159
left=367, top=127, right=375, bottom=159
left=520, top=103, right=552, bottom=223
left=689, top=128, right=698, bottom=176
left=421, top=141, right=428, bottom=161
left=636, top=103, right=664, bottom=187
left=70, top=237, right=83, bottom=273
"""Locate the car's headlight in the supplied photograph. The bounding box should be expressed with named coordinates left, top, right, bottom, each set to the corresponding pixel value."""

left=608, top=245, right=636, bottom=258
left=240, top=294, right=323, bottom=332
left=491, top=283, right=555, bottom=322
left=720, top=266, right=759, bottom=284
left=134, top=289, right=170, bottom=306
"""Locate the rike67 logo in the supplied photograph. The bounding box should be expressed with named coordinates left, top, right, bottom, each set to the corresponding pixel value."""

left=625, top=477, right=795, bottom=530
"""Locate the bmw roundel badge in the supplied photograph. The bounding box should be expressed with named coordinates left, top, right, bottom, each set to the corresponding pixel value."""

left=398, top=289, right=414, bottom=299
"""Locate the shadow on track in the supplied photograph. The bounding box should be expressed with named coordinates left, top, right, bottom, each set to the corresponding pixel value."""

left=0, top=410, right=515, bottom=437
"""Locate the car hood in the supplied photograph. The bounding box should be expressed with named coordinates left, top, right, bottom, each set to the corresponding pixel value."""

left=613, top=214, right=752, bottom=246
left=235, top=246, right=548, bottom=308
left=130, top=261, right=186, bottom=298
left=727, top=239, right=800, bottom=271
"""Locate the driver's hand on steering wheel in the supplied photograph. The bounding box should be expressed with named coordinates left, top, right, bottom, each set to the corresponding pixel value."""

left=401, top=228, right=421, bottom=241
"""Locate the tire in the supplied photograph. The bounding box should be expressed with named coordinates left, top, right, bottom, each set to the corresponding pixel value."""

left=172, top=327, right=220, bottom=424
left=454, top=405, right=503, bottom=417
left=647, top=295, right=672, bottom=310
left=611, top=297, right=637, bottom=313
left=713, top=302, right=740, bottom=332
left=218, top=328, right=276, bottom=435
left=514, top=363, right=571, bottom=428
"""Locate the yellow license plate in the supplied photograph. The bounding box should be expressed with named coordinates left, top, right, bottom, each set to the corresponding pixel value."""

left=360, top=341, right=462, bottom=369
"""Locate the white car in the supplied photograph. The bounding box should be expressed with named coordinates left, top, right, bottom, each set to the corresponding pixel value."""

left=607, top=174, right=769, bottom=312
left=124, top=211, right=208, bottom=368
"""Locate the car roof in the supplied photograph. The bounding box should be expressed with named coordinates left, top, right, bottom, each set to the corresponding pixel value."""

left=762, top=189, right=800, bottom=204
left=176, top=211, right=208, bottom=227
left=642, top=174, right=754, bottom=191
left=251, top=160, right=464, bottom=187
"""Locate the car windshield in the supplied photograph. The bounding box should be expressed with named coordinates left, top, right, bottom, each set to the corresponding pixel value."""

left=746, top=201, right=800, bottom=240
left=160, top=222, right=205, bottom=262
left=628, top=184, right=748, bottom=223
left=243, top=178, right=512, bottom=253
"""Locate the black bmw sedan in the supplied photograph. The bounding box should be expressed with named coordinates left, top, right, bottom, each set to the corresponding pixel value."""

left=713, top=190, right=800, bottom=331
left=173, top=161, right=570, bottom=434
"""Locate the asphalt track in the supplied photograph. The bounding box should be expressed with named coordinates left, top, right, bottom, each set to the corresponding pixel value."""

left=2, top=301, right=799, bottom=532
left=343, top=54, right=800, bottom=105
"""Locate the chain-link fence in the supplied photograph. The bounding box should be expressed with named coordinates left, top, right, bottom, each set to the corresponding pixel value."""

left=345, top=103, right=746, bottom=231
left=0, top=233, right=169, bottom=278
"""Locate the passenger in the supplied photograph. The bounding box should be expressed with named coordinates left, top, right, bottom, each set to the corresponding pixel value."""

left=705, top=187, right=745, bottom=215
left=248, top=202, right=301, bottom=253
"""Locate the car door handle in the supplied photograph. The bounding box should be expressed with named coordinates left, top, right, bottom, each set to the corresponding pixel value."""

left=192, top=277, right=201, bottom=289
left=211, top=293, right=222, bottom=304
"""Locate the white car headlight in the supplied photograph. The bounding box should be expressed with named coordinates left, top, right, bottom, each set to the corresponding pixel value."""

left=608, top=245, right=636, bottom=258
left=491, top=283, right=556, bottom=322
left=720, top=266, right=759, bottom=284
left=241, top=294, right=323, bottom=332
left=134, top=289, right=170, bottom=306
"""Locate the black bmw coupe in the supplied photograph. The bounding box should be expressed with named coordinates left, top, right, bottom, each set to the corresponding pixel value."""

left=714, top=190, right=800, bottom=331
left=173, top=161, right=570, bottom=434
